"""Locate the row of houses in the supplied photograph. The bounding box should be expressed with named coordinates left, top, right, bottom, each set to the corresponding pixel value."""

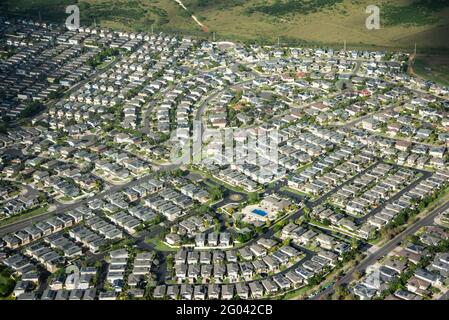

left=2, top=211, right=83, bottom=249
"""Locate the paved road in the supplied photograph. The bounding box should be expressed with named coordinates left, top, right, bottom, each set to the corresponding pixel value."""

left=333, top=103, right=399, bottom=130
left=194, top=78, right=254, bottom=122
left=0, top=52, right=128, bottom=234
left=0, top=166, right=175, bottom=237
left=312, top=198, right=449, bottom=300
left=8, top=50, right=122, bottom=130
left=439, top=289, right=449, bottom=300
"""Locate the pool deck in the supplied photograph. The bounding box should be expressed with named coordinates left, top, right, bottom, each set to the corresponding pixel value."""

left=243, top=204, right=277, bottom=224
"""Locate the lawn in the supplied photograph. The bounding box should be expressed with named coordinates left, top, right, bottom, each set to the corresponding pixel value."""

left=282, top=285, right=312, bottom=300
left=280, top=186, right=317, bottom=202
left=189, top=167, right=251, bottom=194
left=280, top=186, right=309, bottom=197
left=145, top=237, right=178, bottom=252
left=97, top=55, right=117, bottom=70
left=0, top=205, right=49, bottom=227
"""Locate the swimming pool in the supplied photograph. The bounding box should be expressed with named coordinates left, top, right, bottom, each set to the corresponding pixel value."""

left=252, top=208, right=268, bottom=217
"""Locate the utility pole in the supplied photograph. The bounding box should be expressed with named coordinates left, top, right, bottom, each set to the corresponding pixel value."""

left=151, top=24, right=154, bottom=35
left=213, top=32, right=216, bottom=42
left=277, top=37, right=280, bottom=47
left=414, top=42, right=417, bottom=55
left=94, top=18, right=97, bottom=28
left=344, top=40, right=346, bottom=52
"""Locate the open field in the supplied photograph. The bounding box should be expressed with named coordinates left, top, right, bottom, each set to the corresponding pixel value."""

left=412, top=54, right=449, bottom=86
left=1, top=0, right=448, bottom=51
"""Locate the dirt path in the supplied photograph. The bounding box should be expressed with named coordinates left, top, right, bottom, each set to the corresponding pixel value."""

left=408, top=52, right=417, bottom=78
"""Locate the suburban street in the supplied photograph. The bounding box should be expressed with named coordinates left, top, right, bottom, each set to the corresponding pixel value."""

left=1, top=12, right=448, bottom=303
left=0, top=164, right=179, bottom=237
left=313, top=198, right=449, bottom=300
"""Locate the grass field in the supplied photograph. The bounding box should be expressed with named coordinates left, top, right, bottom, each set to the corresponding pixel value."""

left=144, top=237, right=178, bottom=252
left=1, top=0, right=449, bottom=51
left=413, top=54, right=449, bottom=86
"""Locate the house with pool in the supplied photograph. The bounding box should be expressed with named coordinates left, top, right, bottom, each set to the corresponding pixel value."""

left=242, top=196, right=293, bottom=225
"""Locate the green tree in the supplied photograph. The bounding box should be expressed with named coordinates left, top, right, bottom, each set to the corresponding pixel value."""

left=302, top=205, right=311, bottom=219
left=208, top=186, right=223, bottom=201
left=19, top=102, right=44, bottom=118
left=247, top=192, right=260, bottom=204
left=351, top=237, right=359, bottom=250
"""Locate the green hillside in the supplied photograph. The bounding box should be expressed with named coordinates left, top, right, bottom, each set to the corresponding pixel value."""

left=1, top=0, right=449, bottom=51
